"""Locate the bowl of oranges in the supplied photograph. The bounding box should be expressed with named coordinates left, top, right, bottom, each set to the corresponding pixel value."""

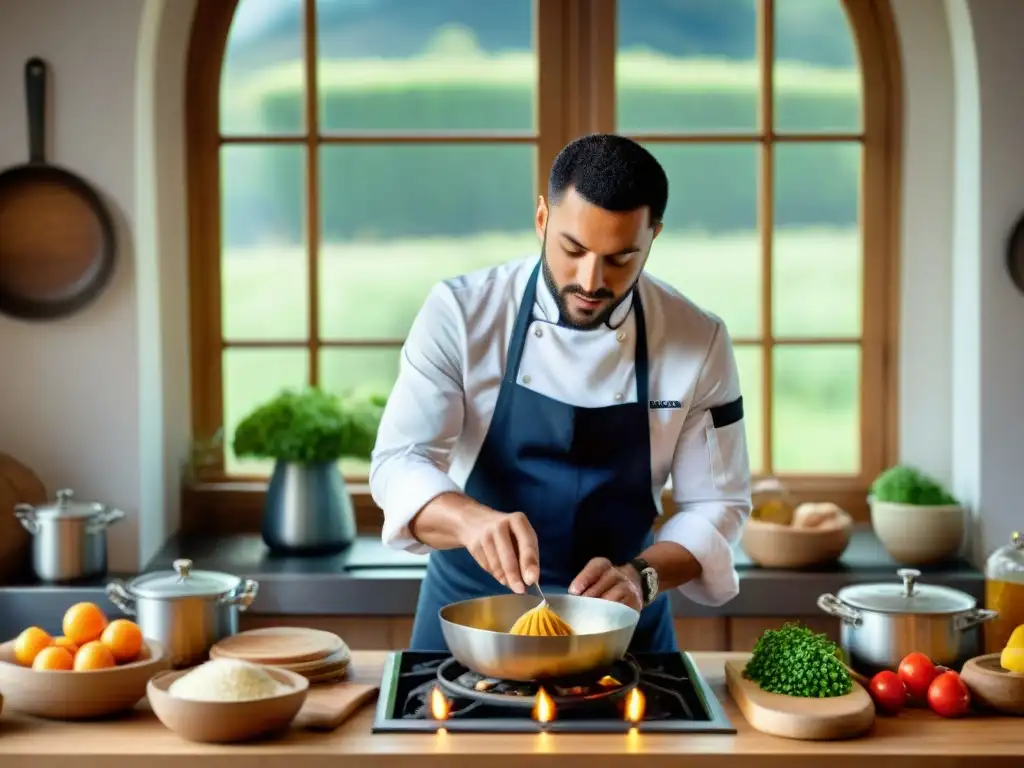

left=0, top=600, right=169, bottom=719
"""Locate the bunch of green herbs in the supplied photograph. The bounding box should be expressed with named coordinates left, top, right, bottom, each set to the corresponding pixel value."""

left=744, top=623, right=853, bottom=698
left=232, top=387, right=386, bottom=465
left=870, top=464, right=959, bottom=506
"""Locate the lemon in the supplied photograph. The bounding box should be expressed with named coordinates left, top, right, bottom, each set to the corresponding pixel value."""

left=999, top=646, right=1024, bottom=674
left=1005, top=624, right=1024, bottom=650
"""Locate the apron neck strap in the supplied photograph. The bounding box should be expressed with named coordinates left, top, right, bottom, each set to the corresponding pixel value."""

left=506, top=262, right=650, bottom=404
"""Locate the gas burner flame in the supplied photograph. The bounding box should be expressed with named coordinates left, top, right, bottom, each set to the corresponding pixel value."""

left=430, top=687, right=450, bottom=720
left=624, top=688, right=645, bottom=723
left=532, top=687, right=555, bottom=723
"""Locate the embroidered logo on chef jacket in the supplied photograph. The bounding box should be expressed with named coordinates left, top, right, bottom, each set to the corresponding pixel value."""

left=649, top=400, right=683, bottom=409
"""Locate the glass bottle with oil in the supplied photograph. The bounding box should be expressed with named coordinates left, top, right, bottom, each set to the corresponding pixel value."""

left=984, top=530, right=1024, bottom=653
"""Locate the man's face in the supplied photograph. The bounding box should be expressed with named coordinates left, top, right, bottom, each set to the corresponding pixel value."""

left=536, top=186, right=662, bottom=329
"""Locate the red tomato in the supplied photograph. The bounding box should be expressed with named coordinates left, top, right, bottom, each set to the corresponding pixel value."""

left=927, top=671, right=971, bottom=717
left=868, top=670, right=906, bottom=714
left=898, top=652, right=938, bottom=700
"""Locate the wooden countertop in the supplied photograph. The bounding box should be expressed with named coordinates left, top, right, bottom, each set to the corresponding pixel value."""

left=0, top=651, right=1020, bottom=767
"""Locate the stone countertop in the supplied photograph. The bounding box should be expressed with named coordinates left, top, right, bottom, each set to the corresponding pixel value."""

left=0, top=526, right=982, bottom=630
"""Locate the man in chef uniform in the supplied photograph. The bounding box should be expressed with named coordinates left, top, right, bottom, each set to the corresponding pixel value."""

left=370, top=133, right=752, bottom=653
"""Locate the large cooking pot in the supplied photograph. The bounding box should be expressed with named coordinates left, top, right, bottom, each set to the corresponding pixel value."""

left=14, top=488, right=124, bottom=582
left=817, top=567, right=998, bottom=674
left=440, top=593, right=639, bottom=681
left=106, top=558, right=258, bottom=668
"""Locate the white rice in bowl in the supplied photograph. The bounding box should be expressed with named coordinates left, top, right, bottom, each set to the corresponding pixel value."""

left=167, top=658, right=289, bottom=702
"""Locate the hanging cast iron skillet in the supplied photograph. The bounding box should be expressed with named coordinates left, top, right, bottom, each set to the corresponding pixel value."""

left=0, top=57, right=116, bottom=320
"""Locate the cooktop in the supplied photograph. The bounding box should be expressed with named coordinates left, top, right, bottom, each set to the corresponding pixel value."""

left=372, top=650, right=735, bottom=733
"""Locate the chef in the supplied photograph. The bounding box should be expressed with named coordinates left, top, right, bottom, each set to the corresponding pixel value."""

left=370, top=133, right=752, bottom=653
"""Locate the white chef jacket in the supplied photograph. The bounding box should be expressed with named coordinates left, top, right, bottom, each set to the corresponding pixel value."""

left=369, top=256, right=752, bottom=607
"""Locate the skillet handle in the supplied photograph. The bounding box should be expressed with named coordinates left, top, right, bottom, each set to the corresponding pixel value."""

left=25, top=57, right=47, bottom=164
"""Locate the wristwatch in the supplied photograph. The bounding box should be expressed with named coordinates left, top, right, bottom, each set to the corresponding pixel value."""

left=628, top=557, right=658, bottom=608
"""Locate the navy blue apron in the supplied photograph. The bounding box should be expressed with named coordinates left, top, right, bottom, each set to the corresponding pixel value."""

left=409, top=260, right=677, bottom=654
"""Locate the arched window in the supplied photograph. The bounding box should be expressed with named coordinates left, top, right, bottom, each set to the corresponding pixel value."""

left=185, top=0, right=900, bottom=522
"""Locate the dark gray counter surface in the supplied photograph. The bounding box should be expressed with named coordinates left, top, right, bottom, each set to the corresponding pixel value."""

left=0, top=526, right=983, bottom=639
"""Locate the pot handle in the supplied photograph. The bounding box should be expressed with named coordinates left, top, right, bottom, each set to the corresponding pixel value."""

left=954, top=608, right=999, bottom=632
left=106, top=580, right=137, bottom=616
left=13, top=504, right=39, bottom=534
left=220, top=578, right=259, bottom=611
left=817, top=593, right=864, bottom=627
left=86, top=506, right=126, bottom=535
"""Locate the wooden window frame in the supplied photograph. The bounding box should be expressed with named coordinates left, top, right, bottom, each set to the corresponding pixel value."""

left=182, top=0, right=902, bottom=535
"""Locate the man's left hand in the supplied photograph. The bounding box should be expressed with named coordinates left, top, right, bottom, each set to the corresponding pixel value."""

left=568, top=557, right=643, bottom=612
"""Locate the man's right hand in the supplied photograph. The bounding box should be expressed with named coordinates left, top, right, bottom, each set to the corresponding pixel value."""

left=460, top=510, right=539, bottom=594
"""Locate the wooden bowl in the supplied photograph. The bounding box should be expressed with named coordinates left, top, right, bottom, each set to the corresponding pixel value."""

left=960, top=653, right=1024, bottom=715
left=741, top=514, right=853, bottom=569
left=147, top=665, right=309, bottom=743
left=0, top=639, right=169, bottom=719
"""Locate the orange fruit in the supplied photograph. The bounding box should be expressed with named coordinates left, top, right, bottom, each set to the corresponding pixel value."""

left=32, top=645, right=74, bottom=671
left=13, top=626, right=53, bottom=666
left=73, top=641, right=116, bottom=671
left=52, top=636, right=79, bottom=655
left=100, top=619, right=143, bottom=663
left=62, top=602, right=108, bottom=646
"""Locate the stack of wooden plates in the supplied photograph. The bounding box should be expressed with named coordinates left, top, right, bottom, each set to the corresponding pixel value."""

left=210, top=627, right=351, bottom=684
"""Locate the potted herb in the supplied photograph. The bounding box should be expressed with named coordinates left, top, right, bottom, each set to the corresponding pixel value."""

left=868, top=464, right=965, bottom=565
left=232, top=387, right=386, bottom=554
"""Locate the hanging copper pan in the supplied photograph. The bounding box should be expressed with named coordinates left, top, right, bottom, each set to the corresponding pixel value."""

left=0, top=57, right=116, bottom=320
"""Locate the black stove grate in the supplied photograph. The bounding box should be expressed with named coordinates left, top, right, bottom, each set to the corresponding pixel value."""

left=372, top=651, right=736, bottom=734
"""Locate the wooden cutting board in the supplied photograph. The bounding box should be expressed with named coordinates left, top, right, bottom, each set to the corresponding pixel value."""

left=725, top=659, right=875, bottom=740
left=292, top=660, right=379, bottom=731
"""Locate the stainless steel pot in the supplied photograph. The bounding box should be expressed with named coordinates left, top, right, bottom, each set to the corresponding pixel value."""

left=440, top=592, right=639, bottom=681
left=106, top=558, right=258, bottom=668
left=818, top=567, right=998, bottom=673
left=14, top=488, right=124, bottom=582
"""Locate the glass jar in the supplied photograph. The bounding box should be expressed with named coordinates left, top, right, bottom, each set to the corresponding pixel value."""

left=750, top=477, right=793, bottom=525
left=983, top=530, right=1024, bottom=653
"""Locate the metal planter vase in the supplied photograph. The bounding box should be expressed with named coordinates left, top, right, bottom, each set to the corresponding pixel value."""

left=261, top=460, right=357, bottom=554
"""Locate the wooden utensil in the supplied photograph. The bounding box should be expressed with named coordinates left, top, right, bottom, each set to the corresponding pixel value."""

left=725, top=659, right=875, bottom=740
left=209, top=627, right=348, bottom=666
left=960, top=653, right=1024, bottom=715
left=0, top=58, right=116, bottom=320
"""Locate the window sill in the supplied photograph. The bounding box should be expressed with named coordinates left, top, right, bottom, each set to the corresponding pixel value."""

left=180, top=477, right=872, bottom=536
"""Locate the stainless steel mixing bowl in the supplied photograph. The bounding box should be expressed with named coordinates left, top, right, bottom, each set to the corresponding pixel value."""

left=439, top=593, right=640, bottom=681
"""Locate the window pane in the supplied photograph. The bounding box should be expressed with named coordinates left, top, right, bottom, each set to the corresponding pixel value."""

left=315, top=0, right=536, bottom=132
left=223, top=348, right=309, bottom=474
left=221, top=0, right=305, bottom=135
left=644, top=143, right=760, bottom=338
left=773, top=0, right=862, bottom=133
left=734, top=344, right=764, bottom=476
left=772, top=344, right=859, bottom=474
left=772, top=143, right=861, bottom=338
left=616, top=0, right=758, bottom=133
left=320, top=347, right=401, bottom=478
left=221, top=145, right=308, bottom=341
left=318, top=144, right=536, bottom=340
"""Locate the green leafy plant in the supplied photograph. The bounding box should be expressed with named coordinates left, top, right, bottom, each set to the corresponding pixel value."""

left=744, top=623, right=852, bottom=698
left=870, top=464, right=959, bottom=506
left=232, top=388, right=386, bottom=465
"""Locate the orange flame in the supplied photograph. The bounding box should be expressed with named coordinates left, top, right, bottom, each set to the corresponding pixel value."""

left=430, top=687, right=450, bottom=720
left=624, top=688, right=645, bottom=723
left=532, top=687, right=556, bottom=723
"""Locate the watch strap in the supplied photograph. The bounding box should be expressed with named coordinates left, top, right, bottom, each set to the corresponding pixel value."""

left=628, top=557, right=655, bottom=606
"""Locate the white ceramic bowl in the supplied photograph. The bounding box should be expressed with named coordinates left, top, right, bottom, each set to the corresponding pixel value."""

left=870, top=500, right=965, bottom=565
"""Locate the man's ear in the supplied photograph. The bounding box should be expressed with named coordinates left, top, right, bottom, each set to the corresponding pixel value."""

left=535, top=195, right=548, bottom=241
left=652, top=221, right=664, bottom=240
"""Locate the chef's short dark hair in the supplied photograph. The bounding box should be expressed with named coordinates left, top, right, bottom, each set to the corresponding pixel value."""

left=548, top=133, right=668, bottom=225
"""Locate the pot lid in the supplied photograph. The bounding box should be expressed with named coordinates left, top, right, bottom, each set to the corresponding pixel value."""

left=838, top=568, right=977, bottom=614
left=128, top=558, right=241, bottom=599
left=31, top=488, right=106, bottom=519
